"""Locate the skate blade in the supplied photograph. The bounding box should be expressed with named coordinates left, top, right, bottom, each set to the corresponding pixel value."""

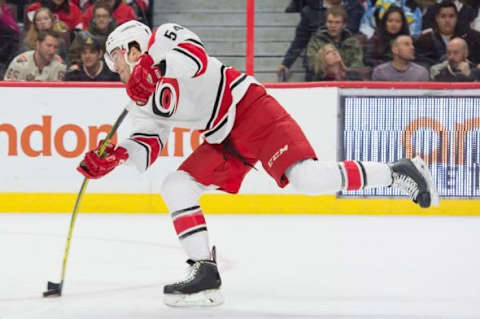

left=164, top=289, right=223, bottom=307
left=412, top=156, right=440, bottom=207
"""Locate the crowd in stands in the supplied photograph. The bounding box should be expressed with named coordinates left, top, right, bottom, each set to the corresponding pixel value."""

left=0, top=0, right=151, bottom=81
left=1, top=0, right=480, bottom=83
left=279, top=0, right=480, bottom=82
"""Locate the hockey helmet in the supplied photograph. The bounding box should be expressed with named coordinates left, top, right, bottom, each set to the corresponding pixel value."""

left=104, top=20, right=152, bottom=72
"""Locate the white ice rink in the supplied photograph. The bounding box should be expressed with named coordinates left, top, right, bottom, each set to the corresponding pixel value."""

left=1, top=213, right=480, bottom=319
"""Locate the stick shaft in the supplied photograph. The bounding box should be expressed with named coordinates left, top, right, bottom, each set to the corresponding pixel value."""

left=59, top=108, right=130, bottom=284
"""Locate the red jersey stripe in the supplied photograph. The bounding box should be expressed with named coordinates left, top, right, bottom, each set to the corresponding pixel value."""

left=132, top=136, right=161, bottom=167
left=173, top=211, right=206, bottom=235
left=147, top=27, right=158, bottom=50
left=177, top=42, right=208, bottom=77
left=210, top=68, right=244, bottom=128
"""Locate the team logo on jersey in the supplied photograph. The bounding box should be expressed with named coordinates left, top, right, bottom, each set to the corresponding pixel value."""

left=152, top=78, right=180, bottom=118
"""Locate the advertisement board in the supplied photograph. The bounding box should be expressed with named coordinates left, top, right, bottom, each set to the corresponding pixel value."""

left=2, top=82, right=480, bottom=214
left=341, top=90, right=480, bottom=198
left=0, top=84, right=338, bottom=194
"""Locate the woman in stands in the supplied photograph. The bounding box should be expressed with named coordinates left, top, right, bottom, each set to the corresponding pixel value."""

left=27, top=0, right=83, bottom=30
left=313, top=44, right=362, bottom=81
left=364, top=5, right=410, bottom=67
left=82, top=0, right=136, bottom=30
left=23, top=7, right=69, bottom=60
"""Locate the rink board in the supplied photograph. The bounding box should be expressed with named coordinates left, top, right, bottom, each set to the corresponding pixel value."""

left=1, top=82, right=480, bottom=214
left=0, top=193, right=478, bottom=215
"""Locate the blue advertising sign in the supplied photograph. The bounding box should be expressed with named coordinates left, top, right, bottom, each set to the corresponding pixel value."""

left=341, top=95, right=480, bottom=198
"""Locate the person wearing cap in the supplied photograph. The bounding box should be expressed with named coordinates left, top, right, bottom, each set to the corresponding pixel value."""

left=68, top=2, right=116, bottom=67
left=65, top=34, right=119, bottom=81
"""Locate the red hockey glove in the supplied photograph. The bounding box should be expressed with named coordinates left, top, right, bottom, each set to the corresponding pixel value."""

left=126, top=53, right=162, bottom=106
left=77, top=140, right=129, bottom=179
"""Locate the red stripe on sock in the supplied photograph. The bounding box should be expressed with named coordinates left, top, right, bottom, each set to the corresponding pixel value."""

left=173, top=211, right=206, bottom=235
left=344, top=161, right=362, bottom=190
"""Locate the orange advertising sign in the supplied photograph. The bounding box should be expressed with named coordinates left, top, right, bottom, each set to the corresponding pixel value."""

left=1, top=115, right=203, bottom=158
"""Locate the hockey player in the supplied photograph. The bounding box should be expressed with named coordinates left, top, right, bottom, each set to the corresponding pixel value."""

left=77, top=21, right=439, bottom=307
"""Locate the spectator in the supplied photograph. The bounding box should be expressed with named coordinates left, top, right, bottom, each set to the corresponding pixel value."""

left=68, top=2, right=116, bottom=67
left=276, top=0, right=365, bottom=81
left=415, top=1, right=480, bottom=68
left=430, top=37, right=480, bottom=80
left=364, top=5, right=410, bottom=67
left=65, top=34, right=119, bottom=81
left=82, top=0, right=136, bottom=30
left=313, top=43, right=363, bottom=80
left=306, top=7, right=364, bottom=80
left=27, top=0, right=83, bottom=30
left=24, top=7, right=69, bottom=61
left=4, top=30, right=66, bottom=81
left=360, top=0, right=422, bottom=38
left=84, top=1, right=116, bottom=47
left=422, top=0, right=476, bottom=31
left=372, top=34, right=430, bottom=81
left=0, top=0, right=20, bottom=79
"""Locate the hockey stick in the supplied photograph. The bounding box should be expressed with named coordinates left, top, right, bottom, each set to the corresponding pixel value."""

left=43, top=107, right=130, bottom=297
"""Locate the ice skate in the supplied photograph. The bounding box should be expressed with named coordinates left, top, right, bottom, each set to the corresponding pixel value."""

left=389, top=156, right=440, bottom=208
left=163, top=247, right=223, bottom=307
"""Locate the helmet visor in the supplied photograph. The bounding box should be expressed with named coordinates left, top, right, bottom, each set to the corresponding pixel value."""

left=104, top=52, right=116, bottom=72
left=104, top=48, right=127, bottom=73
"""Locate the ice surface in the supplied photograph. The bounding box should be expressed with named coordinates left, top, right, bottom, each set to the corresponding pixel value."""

left=1, top=213, right=479, bottom=319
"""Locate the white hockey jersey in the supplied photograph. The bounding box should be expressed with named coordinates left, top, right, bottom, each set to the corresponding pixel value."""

left=119, top=23, right=257, bottom=172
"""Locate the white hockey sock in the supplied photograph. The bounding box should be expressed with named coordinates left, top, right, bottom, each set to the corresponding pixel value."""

left=286, top=159, right=392, bottom=195
left=361, top=162, right=393, bottom=189
left=161, top=170, right=211, bottom=260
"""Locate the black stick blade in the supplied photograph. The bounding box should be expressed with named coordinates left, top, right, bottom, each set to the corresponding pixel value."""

left=43, top=281, right=62, bottom=297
